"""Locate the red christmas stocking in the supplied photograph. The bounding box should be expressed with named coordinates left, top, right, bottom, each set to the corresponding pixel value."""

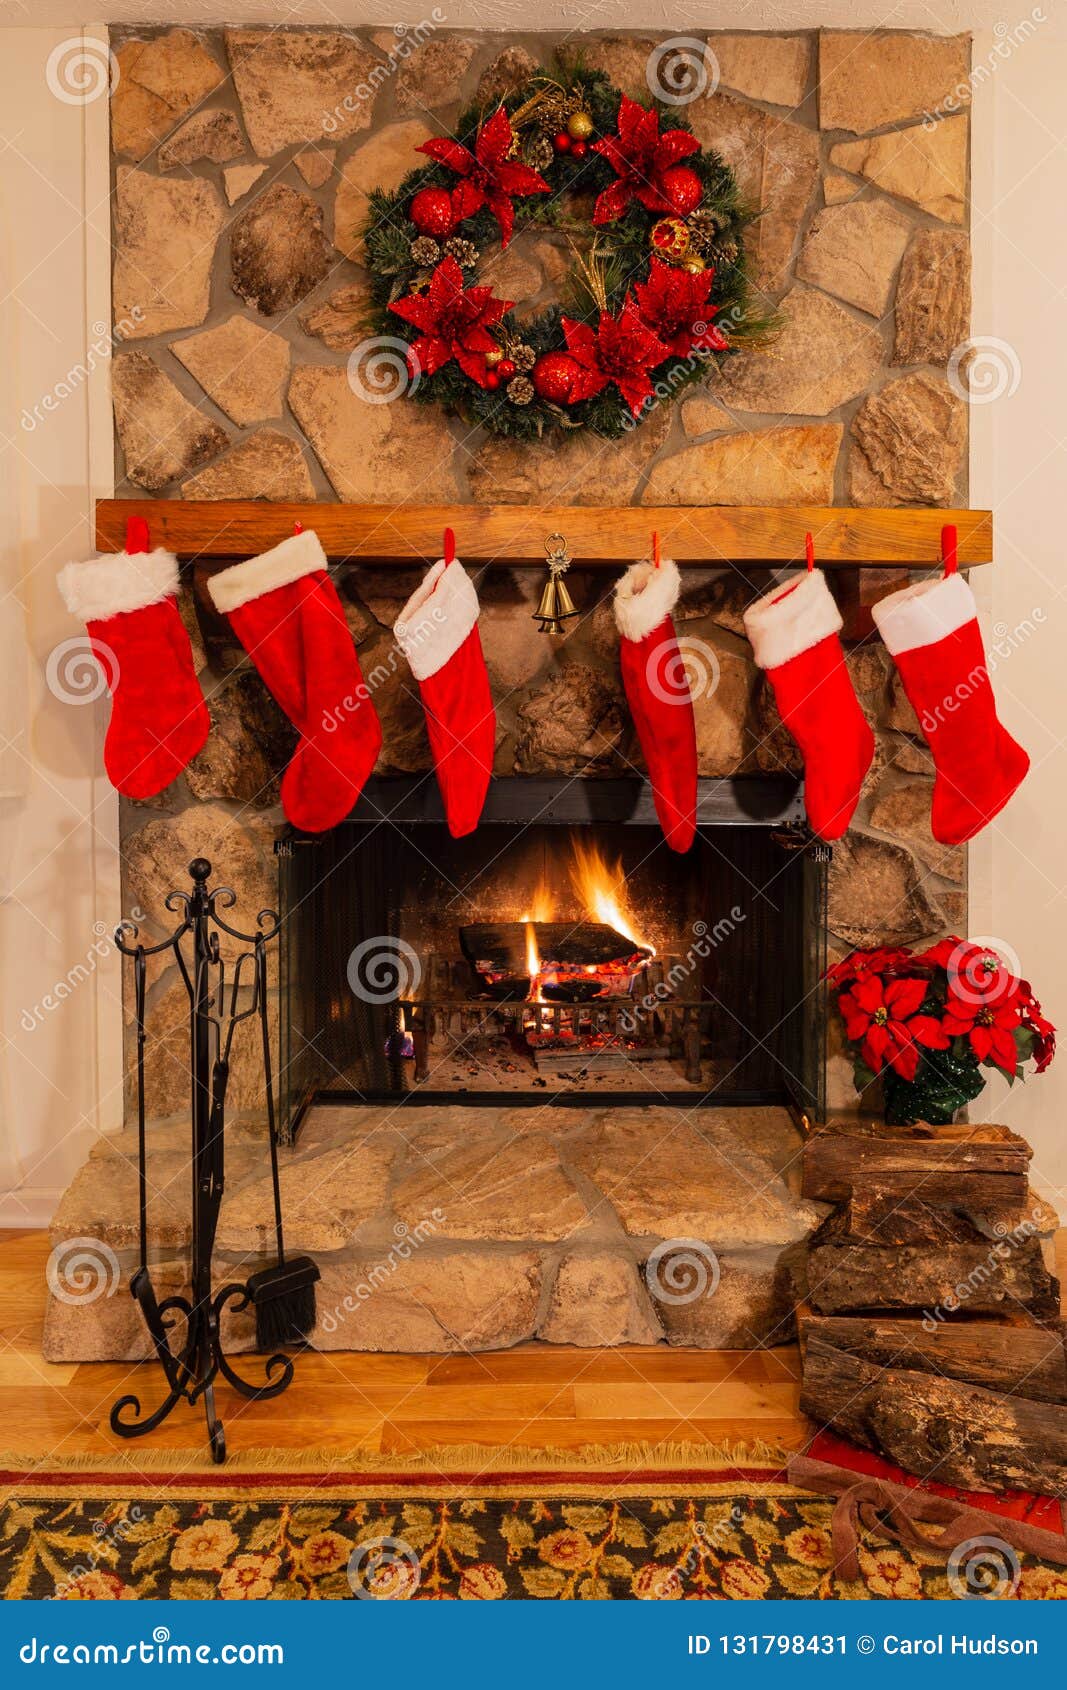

left=614, top=557, right=697, bottom=852
left=394, top=555, right=495, bottom=837
left=208, top=532, right=382, bottom=833
left=57, top=548, right=208, bottom=799
left=872, top=572, right=1029, bottom=844
left=744, top=570, right=873, bottom=841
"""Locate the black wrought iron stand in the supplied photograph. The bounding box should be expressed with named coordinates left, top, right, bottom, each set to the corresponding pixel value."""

left=110, top=858, right=296, bottom=1463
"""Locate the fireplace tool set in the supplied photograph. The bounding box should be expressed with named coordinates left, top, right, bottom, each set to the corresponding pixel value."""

left=111, top=857, right=318, bottom=1463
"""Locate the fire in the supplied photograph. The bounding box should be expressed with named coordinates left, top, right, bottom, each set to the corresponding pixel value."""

left=525, top=921, right=541, bottom=985
left=520, top=874, right=553, bottom=924
left=569, top=836, right=654, bottom=957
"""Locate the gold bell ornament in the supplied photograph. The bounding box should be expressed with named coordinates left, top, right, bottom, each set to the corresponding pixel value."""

left=534, top=533, right=580, bottom=635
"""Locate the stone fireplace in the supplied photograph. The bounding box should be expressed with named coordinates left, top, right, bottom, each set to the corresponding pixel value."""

left=44, top=22, right=976, bottom=1363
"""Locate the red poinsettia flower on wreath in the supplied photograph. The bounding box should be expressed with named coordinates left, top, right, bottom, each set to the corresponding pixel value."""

left=389, top=256, right=512, bottom=386
left=633, top=257, right=729, bottom=359
left=941, top=979, right=1024, bottom=1073
left=561, top=298, right=670, bottom=416
left=591, top=96, right=701, bottom=225
left=417, top=106, right=549, bottom=247
left=837, top=975, right=948, bottom=1081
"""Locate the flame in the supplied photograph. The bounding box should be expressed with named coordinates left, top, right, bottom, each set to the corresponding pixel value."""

left=568, top=836, right=654, bottom=956
left=525, top=920, right=541, bottom=1000
left=520, top=873, right=553, bottom=924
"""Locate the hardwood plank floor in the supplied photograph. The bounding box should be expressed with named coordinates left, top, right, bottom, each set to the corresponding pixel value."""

left=0, top=1230, right=809, bottom=1467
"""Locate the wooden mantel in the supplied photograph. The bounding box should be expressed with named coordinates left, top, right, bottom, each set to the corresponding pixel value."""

left=95, top=500, right=993, bottom=569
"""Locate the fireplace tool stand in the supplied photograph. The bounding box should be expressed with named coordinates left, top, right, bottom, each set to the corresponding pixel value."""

left=110, top=858, right=298, bottom=1464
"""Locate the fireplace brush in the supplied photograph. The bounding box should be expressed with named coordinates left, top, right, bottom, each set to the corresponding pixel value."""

left=245, top=930, right=319, bottom=1346
left=111, top=856, right=316, bottom=1463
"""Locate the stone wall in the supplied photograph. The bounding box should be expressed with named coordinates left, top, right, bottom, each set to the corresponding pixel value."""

left=108, top=26, right=973, bottom=1124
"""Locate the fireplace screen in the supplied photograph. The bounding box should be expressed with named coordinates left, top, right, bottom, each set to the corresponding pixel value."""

left=275, top=777, right=827, bottom=1137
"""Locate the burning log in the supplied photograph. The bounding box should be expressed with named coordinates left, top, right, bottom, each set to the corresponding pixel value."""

left=460, top=921, right=652, bottom=1002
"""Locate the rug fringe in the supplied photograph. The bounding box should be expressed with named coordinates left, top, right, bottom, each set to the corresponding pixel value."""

left=0, top=1437, right=791, bottom=1478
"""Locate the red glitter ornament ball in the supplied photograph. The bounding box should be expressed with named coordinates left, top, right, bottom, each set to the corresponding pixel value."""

left=531, top=351, right=582, bottom=405
left=659, top=166, right=702, bottom=218
left=409, top=186, right=455, bottom=238
left=570, top=139, right=588, bottom=159
left=497, top=358, right=516, bottom=381
left=553, top=131, right=572, bottom=153
left=485, top=370, right=501, bottom=391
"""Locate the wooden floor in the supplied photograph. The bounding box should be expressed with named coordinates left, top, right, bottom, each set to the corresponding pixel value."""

left=0, top=1231, right=808, bottom=1467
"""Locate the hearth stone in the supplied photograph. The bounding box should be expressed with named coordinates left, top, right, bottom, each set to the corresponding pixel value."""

left=42, top=1104, right=821, bottom=1360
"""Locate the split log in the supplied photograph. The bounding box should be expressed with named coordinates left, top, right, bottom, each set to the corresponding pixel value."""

left=806, top=1194, right=1060, bottom=1318
left=800, top=1334, right=1067, bottom=1495
left=798, top=1313, right=1067, bottom=1405
left=803, top=1120, right=1030, bottom=1209
left=461, top=921, right=650, bottom=972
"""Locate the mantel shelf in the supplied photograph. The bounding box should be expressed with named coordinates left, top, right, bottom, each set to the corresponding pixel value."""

left=95, top=500, right=992, bottom=569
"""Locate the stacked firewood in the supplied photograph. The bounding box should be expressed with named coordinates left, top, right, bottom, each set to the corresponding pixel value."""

left=798, top=1120, right=1067, bottom=1497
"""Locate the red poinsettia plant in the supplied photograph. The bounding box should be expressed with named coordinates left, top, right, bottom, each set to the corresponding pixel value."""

left=828, top=937, right=1055, bottom=1124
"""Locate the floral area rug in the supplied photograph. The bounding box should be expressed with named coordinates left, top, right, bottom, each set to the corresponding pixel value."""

left=2, top=1446, right=1064, bottom=1601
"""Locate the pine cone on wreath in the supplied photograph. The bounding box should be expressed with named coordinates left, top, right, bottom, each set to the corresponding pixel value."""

left=443, top=236, right=479, bottom=268
left=410, top=235, right=441, bottom=266
left=506, top=375, right=534, bottom=405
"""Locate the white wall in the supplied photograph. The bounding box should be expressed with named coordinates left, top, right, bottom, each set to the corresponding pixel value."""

left=0, top=27, right=122, bottom=1224
left=969, top=21, right=1067, bottom=1207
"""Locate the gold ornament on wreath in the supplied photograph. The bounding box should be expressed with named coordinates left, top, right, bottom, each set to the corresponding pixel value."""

left=361, top=60, right=760, bottom=444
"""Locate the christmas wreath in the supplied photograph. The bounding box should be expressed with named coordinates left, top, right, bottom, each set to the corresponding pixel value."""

left=361, top=62, right=763, bottom=441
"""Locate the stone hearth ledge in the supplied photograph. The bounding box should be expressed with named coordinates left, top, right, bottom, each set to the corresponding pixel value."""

left=44, top=1104, right=822, bottom=1358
